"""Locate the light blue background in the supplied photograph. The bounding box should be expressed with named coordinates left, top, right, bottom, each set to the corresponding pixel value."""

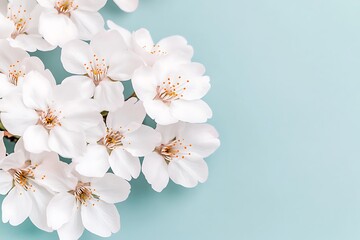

left=2, top=0, right=360, bottom=239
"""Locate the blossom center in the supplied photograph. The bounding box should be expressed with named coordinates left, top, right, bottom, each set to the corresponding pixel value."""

left=100, top=129, right=124, bottom=150
left=7, top=5, right=31, bottom=38
left=156, top=138, right=193, bottom=164
left=155, top=76, right=190, bottom=103
left=84, top=55, right=108, bottom=85
left=8, top=160, right=34, bottom=191
left=37, top=108, right=62, bottom=130
left=142, top=44, right=168, bottom=56
left=55, top=0, right=78, bottom=15
left=70, top=181, right=99, bottom=205
left=8, top=61, right=24, bottom=85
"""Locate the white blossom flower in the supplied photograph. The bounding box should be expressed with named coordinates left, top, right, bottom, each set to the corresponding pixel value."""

left=73, top=97, right=161, bottom=180
left=0, top=0, right=54, bottom=52
left=47, top=171, right=130, bottom=239
left=113, top=0, right=138, bottom=13
left=60, top=30, right=143, bottom=111
left=0, top=71, right=102, bottom=158
left=0, top=139, right=71, bottom=232
left=0, top=40, right=55, bottom=98
left=132, top=54, right=212, bottom=125
left=107, top=20, right=194, bottom=66
left=37, top=0, right=107, bottom=46
left=142, top=123, right=220, bottom=192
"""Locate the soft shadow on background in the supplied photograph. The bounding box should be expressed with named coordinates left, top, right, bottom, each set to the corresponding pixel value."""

left=2, top=0, right=360, bottom=239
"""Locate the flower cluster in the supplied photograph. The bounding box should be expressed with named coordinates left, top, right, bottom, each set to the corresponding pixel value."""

left=0, top=0, right=220, bottom=239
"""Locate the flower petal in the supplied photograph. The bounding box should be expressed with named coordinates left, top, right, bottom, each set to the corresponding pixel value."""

left=28, top=183, right=53, bottom=232
left=23, top=125, right=50, bottom=154
left=143, top=100, right=178, bottom=125
left=48, top=126, right=86, bottom=158
left=0, top=15, right=14, bottom=39
left=132, top=66, right=158, bottom=100
left=76, top=0, right=107, bottom=11
left=179, top=123, right=220, bottom=158
left=90, top=30, right=127, bottom=62
left=36, top=0, right=56, bottom=8
left=170, top=99, right=212, bottom=123
left=74, top=144, right=110, bottom=178
left=9, top=34, right=56, bottom=52
left=179, top=76, right=211, bottom=100
left=0, top=40, right=29, bottom=72
left=106, top=97, right=146, bottom=130
left=84, top=122, right=107, bottom=144
left=142, top=152, right=169, bottom=192
left=34, top=156, right=78, bottom=192
left=91, top=173, right=130, bottom=204
left=157, top=35, right=194, bottom=60
left=57, top=208, right=84, bottom=240
left=0, top=110, right=38, bottom=136
left=123, top=125, right=161, bottom=156
left=0, top=151, right=27, bottom=171
left=107, top=51, right=143, bottom=81
left=109, top=148, right=140, bottom=180
left=155, top=123, right=183, bottom=144
left=0, top=73, right=16, bottom=98
left=81, top=200, right=120, bottom=237
left=59, top=99, right=102, bottom=132
left=2, top=187, right=32, bottom=226
left=61, top=40, right=91, bottom=74
left=0, top=171, right=13, bottom=195
left=94, top=79, right=124, bottom=111
left=168, top=154, right=208, bottom=188
left=70, top=11, right=104, bottom=40
left=107, top=20, right=132, bottom=47
left=59, top=76, right=95, bottom=100
left=132, top=28, right=154, bottom=53
left=113, top=0, right=139, bottom=13
left=47, top=192, right=77, bottom=230
left=39, top=11, right=78, bottom=46
left=22, top=71, right=53, bottom=111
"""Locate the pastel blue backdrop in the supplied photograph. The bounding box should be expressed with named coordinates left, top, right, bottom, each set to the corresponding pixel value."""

left=1, top=0, right=360, bottom=239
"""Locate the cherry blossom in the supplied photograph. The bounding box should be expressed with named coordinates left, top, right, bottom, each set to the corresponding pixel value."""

left=108, top=20, right=194, bottom=66
left=0, top=139, right=72, bottom=232
left=37, top=0, right=107, bottom=46
left=132, top=54, right=212, bottom=125
left=61, top=30, right=143, bottom=111
left=0, top=0, right=54, bottom=52
left=0, top=71, right=102, bottom=158
left=0, top=3, right=220, bottom=239
left=0, top=40, right=55, bottom=98
left=47, top=171, right=130, bottom=239
left=142, top=122, right=220, bottom=192
left=73, top=97, right=161, bottom=180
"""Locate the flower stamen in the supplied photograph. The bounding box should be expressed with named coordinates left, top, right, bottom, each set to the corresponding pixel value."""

left=70, top=182, right=99, bottom=205
left=55, top=0, right=78, bottom=15
left=8, top=61, right=24, bottom=85
left=155, top=76, right=190, bottom=103
left=142, top=44, right=168, bottom=55
left=156, top=138, right=193, bottom=164
left=37, top=108, right=62, bottom=130
left=100, top=128, right=124, bottom=150
left=84, top=55, right=107, bottom=85
left=6, top=4, right=32, bottom=38
left=8, top=160, right=34, bottom=191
